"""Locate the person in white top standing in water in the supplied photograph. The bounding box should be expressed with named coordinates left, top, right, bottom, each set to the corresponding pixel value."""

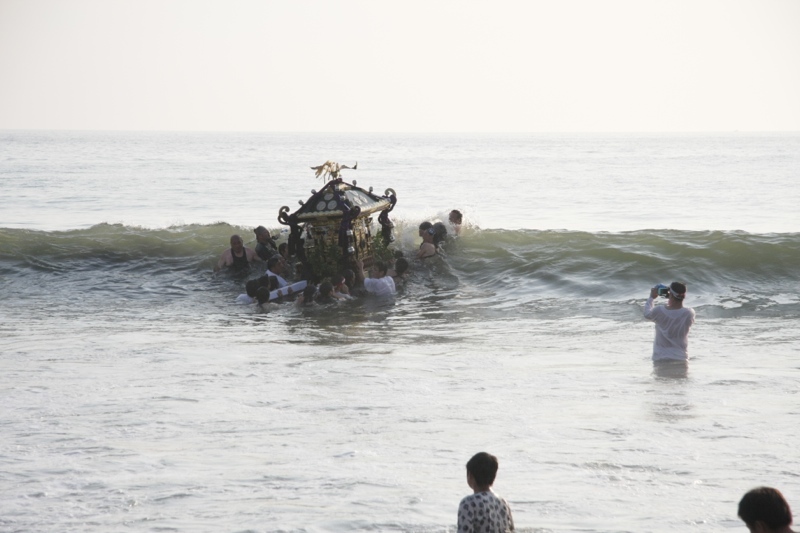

left=354, top=258, right=395, bottom=297
left=644, top=281, right=695, bottom=362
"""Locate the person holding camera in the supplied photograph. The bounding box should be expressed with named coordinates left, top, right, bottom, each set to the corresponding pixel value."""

left=644, top=281, right=695, bottom=361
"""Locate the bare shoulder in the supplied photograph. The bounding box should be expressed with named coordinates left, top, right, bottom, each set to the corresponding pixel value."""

left=417, top=242, right=436, bottom=258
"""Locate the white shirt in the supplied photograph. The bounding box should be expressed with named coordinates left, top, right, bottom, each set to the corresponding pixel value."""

left=363, top=275, right=395, bottom=297
left=644, top=298, right=696, bottom=361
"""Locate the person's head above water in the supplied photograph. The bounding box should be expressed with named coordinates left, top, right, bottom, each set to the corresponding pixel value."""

left=245, top=279, right=259, bottom=298
left=739, top=487, right=795, bottom=533
left=418, top=221, right=433, bottom=237
left=318, top=281, right=334, bottom=299
left=230, top=234, right=244, bottom=252
left=394, top=257, right=409, bottom=276
left=254, top=226, right=271, bottom=242
left=449, top=210, right=463, bottom=225
left=371, top=260, right=388, bottom=278
left=466, top=452, right=499, bottom=490
left=255, top=286, right=271, bottom=305
left=301, top=284, right=317, bottom=305
left=669, top=281, right=687, bottom=300
left=267, top=256, right=283, bottom=273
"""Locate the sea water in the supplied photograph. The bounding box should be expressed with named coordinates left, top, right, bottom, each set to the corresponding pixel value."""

left=1, top=131, right=799, bottom=532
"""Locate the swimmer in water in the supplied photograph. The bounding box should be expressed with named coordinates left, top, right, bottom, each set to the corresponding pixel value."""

left=215, top=234, right=261, bottom=273
left=449, top=209, right=463, bottom=236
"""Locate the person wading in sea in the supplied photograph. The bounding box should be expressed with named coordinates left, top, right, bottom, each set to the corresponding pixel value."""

left=644, top=281, right=695, bottom=362
left=215, top=234, right=261, bottom=273
left=253, top=226, right=278, bottom=261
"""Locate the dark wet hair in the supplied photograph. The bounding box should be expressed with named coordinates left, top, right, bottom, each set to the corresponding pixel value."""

left=342, top=269, right=355, bottom=287
left=257, top=275, right=271, bottom=288
left=374, top=260, right=388, bottom=275
left=301, top=284, right=317, bottom=305
left=267, top=256, right=281, bottom=270
left=670, top=281, right=687, bottom=300
left=319, top=281, right=333, bottom=295
left=432, top=222, right=448, bottom=246
left=268, top=276, right=279, bottom=291
left=449, top=209, right=463, bottom=224
left=394, top=257, right=409, bottom=276
left=419, top=221, right=433, bottom=232
left=466, top=452, right=499, bottom=487
left=245, top=279, right=259, bottom=298
left=739, top=487, right=793, bottom=529
left=255, top=286, right=271, bottom=305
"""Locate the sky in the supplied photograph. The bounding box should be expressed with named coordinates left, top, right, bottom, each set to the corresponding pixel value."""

left=1, top=0, right=799, bottom=132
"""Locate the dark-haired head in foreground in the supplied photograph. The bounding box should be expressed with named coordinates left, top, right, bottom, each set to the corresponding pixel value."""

left=739, top=487, right=796, bottom=533
left=466, top=451, right=499, bottom=490
left=458, top=452, right=514, bottom=533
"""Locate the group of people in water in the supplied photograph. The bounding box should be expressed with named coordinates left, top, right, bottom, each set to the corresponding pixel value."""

left=216, top=210, right=694, bottom=367
left=460, top=451, right=798, bottom=532
left=215, top=210, right=463, bottom=308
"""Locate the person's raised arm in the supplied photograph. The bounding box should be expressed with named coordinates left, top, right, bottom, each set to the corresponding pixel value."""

left=354, top=258, right=366, bottom=285
left=644, top=288, right=658, bottom=318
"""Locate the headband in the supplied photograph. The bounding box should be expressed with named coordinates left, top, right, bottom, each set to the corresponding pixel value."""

left=669, top=287, right=686, bottom=300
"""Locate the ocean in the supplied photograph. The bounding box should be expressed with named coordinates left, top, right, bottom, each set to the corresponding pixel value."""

left=1, top=131, right=799, bottom=532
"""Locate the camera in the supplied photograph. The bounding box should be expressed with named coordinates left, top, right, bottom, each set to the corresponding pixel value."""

left=654, top=283, right=670, bottom=297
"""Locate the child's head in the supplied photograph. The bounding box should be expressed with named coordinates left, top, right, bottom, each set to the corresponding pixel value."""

left=432, top=221, right=448, bottom=245
left=255, top=286, right=271, bottom=305
left=319, top=281, right=334, bottom=298
left=245, top=279, right=259, bottom=298
left=466, top=452, right=499, bottom=488
left=301, top=284, right=317, bottom=305
left=394, top=257, right=409, bottom=276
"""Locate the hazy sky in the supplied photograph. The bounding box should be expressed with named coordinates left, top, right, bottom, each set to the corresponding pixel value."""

left=1, top=0, right=799, bottom=132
